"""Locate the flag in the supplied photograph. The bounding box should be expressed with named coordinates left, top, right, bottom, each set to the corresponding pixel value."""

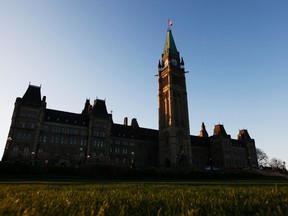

left=168, top=19, right=173, bottom=27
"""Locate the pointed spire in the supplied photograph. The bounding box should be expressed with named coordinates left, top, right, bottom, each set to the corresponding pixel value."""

left=82, top=99, right=91, bottom=116
left=163, top=29, right=178, bottom=56
left=200, top=122, right=209, bottom=137
left=158, top=60, right=162, bottom=71
left=180, top=57, right=185, bottom=69
left=201, top=122, right=206, bottom=130
left=180, top=57, right=184, bottom=65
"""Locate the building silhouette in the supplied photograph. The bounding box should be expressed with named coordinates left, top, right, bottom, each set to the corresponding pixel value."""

left=2, top=30, right=257, bottom=170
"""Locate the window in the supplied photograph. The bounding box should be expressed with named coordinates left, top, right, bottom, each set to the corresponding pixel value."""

left=12, top=146, right=19, bottom=157
left=41, top=125, right=49, bottom=131
left=80, top=151, right=85, bottom=157
left=81, top=130, right=88, bottom=136
left=23, top=146, right=30, bottom=157
left=43, top=136, right=47, bottom=143
left=52, top=136, right=56, bottom=143
left=38, top=148, right=43, bottom=157
left=80, top=140, right=87, bottom=146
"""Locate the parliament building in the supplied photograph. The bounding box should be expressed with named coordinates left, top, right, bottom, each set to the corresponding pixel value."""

left=2, top=30, right=258, bottom=170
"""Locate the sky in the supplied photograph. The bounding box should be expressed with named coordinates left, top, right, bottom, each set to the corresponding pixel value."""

left=0, top=1, right=287, bottom=165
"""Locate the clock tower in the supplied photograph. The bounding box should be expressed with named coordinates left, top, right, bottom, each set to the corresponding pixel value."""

left=158, top=29, right=192, bottom=167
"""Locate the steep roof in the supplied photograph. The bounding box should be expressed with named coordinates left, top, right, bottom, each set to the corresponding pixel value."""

left=163, top=29, right=178, bottom=55
left=238, top=129, right=252, bottom=140
left=22, top=85, right=42, bottom=105
left=213, top=124, right=228, bottom=136
left=92, top=99, right=109, bottom=118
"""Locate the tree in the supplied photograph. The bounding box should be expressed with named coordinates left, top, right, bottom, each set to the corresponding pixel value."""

left=269, top=157, right=283, bottom=170
left=256, top=148, right=268, bottom=167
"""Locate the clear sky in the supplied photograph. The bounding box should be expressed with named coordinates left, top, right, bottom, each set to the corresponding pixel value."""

left=1, top=1, right=287, bottom=165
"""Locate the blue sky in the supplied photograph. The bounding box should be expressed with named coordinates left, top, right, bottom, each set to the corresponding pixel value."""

left=0, top=1, right=287, bottom=165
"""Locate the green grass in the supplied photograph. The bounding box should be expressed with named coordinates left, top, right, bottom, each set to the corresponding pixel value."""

left=0, top=181, right=288, bottom=215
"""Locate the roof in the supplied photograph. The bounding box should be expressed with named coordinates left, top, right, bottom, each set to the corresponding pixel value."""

left=190, top=135, right=210, bottom=147
left=238, top=129, right=252, bottom=140
left=92, top=99, right=109, bottom=118
left=44, top=109, right=88, bottom=126
left=163, top=29, right=178, bottom=55
left=111, top=123, right=158, bottom=141
left=22, top=85, right=42, bottom=105
left=213, top=124, right=228, bottom=136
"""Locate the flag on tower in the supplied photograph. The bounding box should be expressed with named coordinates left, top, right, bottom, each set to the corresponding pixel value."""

left=168, top=19, right=173, bottom=27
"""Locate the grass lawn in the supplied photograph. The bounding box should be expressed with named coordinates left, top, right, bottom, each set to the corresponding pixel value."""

left=0, top=180, right=287, bottom=215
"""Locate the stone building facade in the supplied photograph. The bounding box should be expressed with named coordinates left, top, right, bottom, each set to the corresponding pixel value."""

left=2, top=30, right=257, bottom=170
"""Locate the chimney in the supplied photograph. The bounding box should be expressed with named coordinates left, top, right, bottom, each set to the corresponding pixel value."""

left=124, top=117, right=128, bottom=126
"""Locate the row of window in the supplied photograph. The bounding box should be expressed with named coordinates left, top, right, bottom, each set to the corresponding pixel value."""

left=46, top=116, right=86, bottom=125
left=110, top=147, right=129, bottom=155
left=93, top=130, right=106, bottom=137
left=39, top=135, right=87, bottom=146
left=19, top=110, right=38, bottom=119
left=17, top=122, right=36, bottom=129
left=43, top=125, right=106, bottom=138
left=113, top=157, right=128, bottom=165
left=94, top=121, right=107, bottom=129
left=39, top=135, right=108, bottom=148
left=110, top=140, right=135, bottom=146
left=93, top=140, right=104, bottom=148
left=11, top=145, right=106, bottom=159
left=16, top=132, right=32, bottom=141
left=51, top=126, right=87, bottom=136
left=11, top=145, right=39, bottom=157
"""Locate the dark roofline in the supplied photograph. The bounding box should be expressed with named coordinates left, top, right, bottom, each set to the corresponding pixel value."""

left=44, top=109, right=88, bottom=126
left=111, top=123, right=158, bottom=141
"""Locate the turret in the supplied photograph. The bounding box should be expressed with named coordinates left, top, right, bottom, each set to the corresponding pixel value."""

left=180, top=57, right=185, bottom=69
left=213, top=124, right=227, bottom=136
left=131, top=118, right=139, bottom=128
left=158, top=60, right=162, bottom=72
left=238, top=129, right=252, bottom=141
left=82, top=99, right=91, bottom=116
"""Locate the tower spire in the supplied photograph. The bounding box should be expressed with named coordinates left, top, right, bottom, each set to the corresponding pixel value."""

left=158, top=29, right=191, bottom=168
left=163, top=29, right=178, bottom=56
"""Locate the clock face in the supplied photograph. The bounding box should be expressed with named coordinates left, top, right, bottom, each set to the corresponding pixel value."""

left=171, top=58, right=177, bottom=66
